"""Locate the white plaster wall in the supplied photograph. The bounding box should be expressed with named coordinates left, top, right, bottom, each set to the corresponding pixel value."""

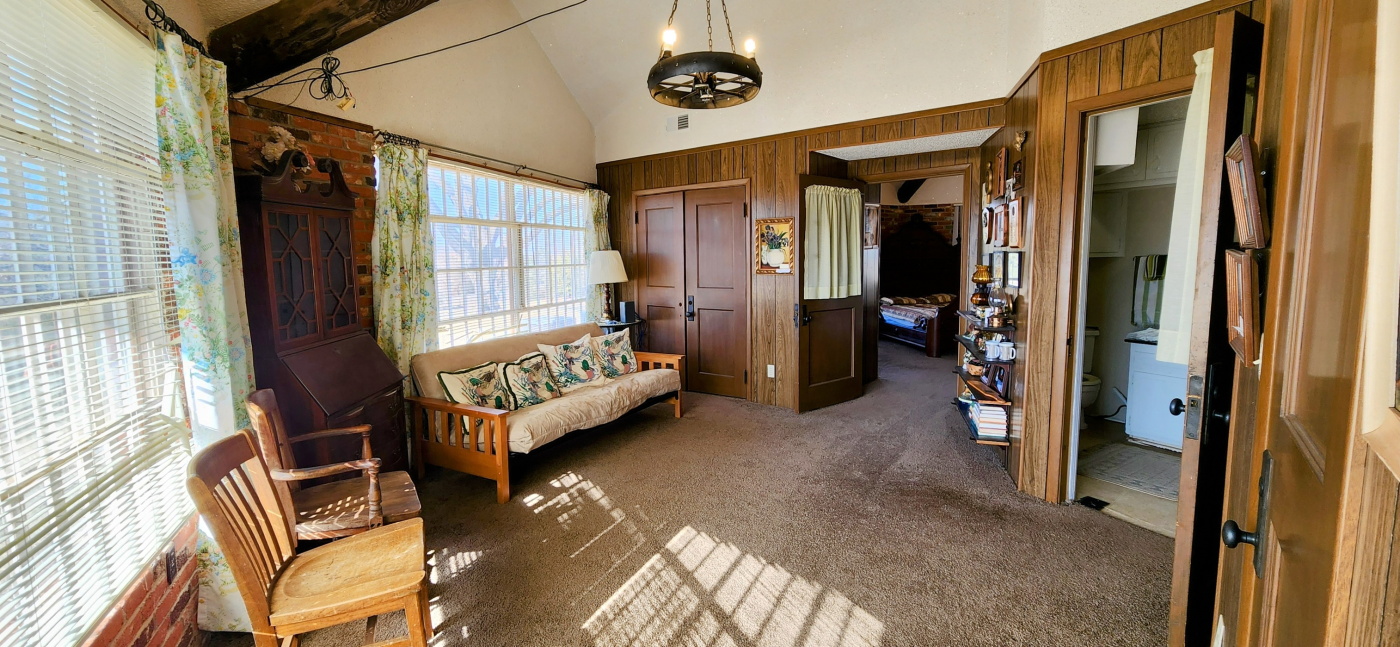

left=528, top=0, right=1208, bottom=164
left=515, top=0, right=1010, bottom=164
left=250, top=0, right=597, bottom=182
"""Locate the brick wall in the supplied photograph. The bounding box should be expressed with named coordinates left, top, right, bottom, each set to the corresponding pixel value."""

left=880, top=204, right=959, bottom=243
left=229, top=99, right=378, bottom=326
left=81, top=518, right=201, bottom=647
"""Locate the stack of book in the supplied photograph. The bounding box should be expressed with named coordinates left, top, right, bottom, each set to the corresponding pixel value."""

left=970, top=403, right=1008, bottom=439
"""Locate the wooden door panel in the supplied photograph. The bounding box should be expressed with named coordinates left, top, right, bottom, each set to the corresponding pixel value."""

left=808, top=305, right=856, bottom=386
left=693, top=307, right=741, bottom=377
left=796, top=175, right=866, bottom=412
left=645, top=304, right=684, bottom=355
left=1214, top=0, right=1378, bottom=643
left=636, top=192, right=685, bottom=355
left=684, top=186, right=749, bottom=398
left=693, top=203, right=738, bottom=289
left=1252, top=0, right=1376, bottom=639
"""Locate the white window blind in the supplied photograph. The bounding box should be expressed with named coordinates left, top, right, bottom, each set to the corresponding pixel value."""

left=428, top=159, right=590, bottom=346
left=0, top=1, right=191, bottom=646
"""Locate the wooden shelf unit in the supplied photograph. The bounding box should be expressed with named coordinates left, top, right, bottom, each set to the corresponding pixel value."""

left=955, top=306, right=1016, bottom=450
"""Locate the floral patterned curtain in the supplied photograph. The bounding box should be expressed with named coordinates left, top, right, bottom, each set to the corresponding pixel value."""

left=154, top=30, right=255, bottom=632
left=585, top=188, right=612, bottom=320
left=373, top=141, right=437, bottom=379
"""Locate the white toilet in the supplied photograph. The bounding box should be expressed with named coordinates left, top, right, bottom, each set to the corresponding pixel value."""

left=1080, top=327, right=1101, bottom=429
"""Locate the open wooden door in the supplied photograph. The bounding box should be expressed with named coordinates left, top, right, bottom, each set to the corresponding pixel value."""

left=796, top=175, right=866, bottom=412
left=1166, top=11, right=1264, bottom=645
left=1211, top=0, right=1378, bottom=644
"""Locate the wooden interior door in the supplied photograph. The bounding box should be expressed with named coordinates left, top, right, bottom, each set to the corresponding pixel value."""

left=1166, top=12, right=1264, bottom=645
left=796, top=175, right=866, bottom=412
left=635, top=192, right=685, bottom=355
left=683, top=186, right=750, bottom=397
left=1213, top=0, right=1378, bottom=643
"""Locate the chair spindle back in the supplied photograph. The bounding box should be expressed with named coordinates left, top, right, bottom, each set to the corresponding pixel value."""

left=186, top=430, right=296, bottom=632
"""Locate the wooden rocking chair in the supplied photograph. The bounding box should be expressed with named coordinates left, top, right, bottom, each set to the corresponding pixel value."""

left=247, top=389, right=421, bottom=540
left=187, top=430, right=432, bottom=647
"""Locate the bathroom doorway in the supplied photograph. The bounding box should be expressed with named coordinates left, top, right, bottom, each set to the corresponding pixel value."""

left=1065, top=95, right=1192, bottom=537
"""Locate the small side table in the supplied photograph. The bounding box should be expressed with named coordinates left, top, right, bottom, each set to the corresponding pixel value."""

left=597, top=319, right=645, bottom=349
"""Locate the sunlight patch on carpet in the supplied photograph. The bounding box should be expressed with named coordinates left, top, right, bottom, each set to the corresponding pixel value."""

left=584, top=526, right=884, bottom=647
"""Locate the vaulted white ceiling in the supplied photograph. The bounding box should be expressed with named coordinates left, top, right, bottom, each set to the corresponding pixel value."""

left=166, top=0, right=1202, bottom=163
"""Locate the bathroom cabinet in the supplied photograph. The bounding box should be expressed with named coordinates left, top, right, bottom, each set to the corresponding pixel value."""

left=1125, top=342, right=1188, bottom=451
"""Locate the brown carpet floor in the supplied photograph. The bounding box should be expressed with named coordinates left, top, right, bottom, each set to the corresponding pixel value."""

left=210, top=341, right=1171, bottom=647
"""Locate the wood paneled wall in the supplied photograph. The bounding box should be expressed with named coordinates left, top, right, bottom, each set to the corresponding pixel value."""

left=597, top=103, right=1003, bottom=407
left=1016, top=0, right=1264, bottom=501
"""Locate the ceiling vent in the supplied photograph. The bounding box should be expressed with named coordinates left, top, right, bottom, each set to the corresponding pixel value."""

left=666, top=114, right=690, bottom=132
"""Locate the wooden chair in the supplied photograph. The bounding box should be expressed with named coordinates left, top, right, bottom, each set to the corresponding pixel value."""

left=247, top=389, right=421, bottom=540
left=187, top=430, right=432, bottom=647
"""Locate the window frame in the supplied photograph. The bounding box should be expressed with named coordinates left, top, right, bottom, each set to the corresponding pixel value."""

left=426, top=157, right=590, bottom=347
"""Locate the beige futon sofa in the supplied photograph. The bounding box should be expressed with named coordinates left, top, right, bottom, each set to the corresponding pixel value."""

left=408, top=323, right=684, bottom=502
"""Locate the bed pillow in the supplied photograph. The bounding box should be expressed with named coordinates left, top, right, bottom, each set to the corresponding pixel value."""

left=591, top=329, right=638, bottom=378
left=924, top=293, right=955, bottom=307
left=437, top=362, right=513, bottom=411
left=501, top=352, right=562, bottom=408
left=879, top=297, right=894, bottom=305
left=537, top=334, right=607, bottom=392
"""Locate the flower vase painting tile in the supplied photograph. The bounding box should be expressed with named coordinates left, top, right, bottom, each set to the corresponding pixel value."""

left=756, top=218, right=795, bottom=274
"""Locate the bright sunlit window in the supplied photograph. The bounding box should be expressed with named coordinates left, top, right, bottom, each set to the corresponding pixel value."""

left=428, top=159, right=590, bottom=347
left=0, top=1, right=190, bottom=644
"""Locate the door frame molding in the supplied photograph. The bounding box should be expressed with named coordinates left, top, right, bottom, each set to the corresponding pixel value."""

left=849, top=163, right=977, bottom=313
left=629, top=179, right=755, bottom=400
left=1047, top=75, right=1197, bottom=505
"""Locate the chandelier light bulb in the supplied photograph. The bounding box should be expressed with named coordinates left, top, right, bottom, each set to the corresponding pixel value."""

left=744, top=38, right=756, bottom=56
left=663, top=28, right=677, bottom=47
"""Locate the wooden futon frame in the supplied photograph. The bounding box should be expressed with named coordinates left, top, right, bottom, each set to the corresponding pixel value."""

left=407, top=352, right=684, bottom=503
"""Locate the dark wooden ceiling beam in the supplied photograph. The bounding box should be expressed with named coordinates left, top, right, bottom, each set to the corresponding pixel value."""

left=210, top=0, right=440, bottom=91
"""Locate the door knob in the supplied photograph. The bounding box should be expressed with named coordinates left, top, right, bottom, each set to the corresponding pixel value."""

left=1221, top=520, right=1258, bottom=548
left=1169, top=398, right=1185, bottom=416
left=685, top=296, right=696, bottom=321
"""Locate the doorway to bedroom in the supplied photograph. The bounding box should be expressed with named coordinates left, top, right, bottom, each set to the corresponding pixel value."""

left=870, top=176, right=963, bottom=361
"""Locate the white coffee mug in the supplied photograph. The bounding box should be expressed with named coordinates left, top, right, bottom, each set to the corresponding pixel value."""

left=996, top=341, right=1016, bottom=360
left=984, top=343, right=1002, bottom=360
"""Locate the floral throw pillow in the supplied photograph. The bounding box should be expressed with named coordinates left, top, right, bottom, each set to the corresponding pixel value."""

left=537, top=334, right=606, bottom=392
left=591, top=329, right=638, bottom=378
left=501, top=352, right=561, bottom=408
left=437, top=362, right=513, bottom=411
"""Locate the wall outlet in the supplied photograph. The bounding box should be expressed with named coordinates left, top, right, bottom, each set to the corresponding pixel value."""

left=766, top=364, right=775, bottom=378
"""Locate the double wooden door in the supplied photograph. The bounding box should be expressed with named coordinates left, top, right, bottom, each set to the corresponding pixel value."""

left=635, top=186, right=750, bottom=398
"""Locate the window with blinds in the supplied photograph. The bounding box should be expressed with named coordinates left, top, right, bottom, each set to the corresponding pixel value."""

left=0, top=1, right=191, bottom=645
left=428, top=160, right=590, bottom=346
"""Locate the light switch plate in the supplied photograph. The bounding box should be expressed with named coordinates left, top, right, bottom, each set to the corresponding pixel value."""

left=767, top=364, right=775, bottom=378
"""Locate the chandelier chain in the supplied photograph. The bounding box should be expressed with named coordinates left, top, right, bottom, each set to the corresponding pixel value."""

left=720, top=0, right=736, bottom=53
left=705, top=0, right=714, bottom=51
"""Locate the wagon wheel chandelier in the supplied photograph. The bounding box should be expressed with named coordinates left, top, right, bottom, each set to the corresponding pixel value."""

left=647, top=0, right=762, bottom=109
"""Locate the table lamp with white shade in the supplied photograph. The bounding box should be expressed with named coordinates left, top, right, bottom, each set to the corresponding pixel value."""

left=588, top=250, right=629, bottom=322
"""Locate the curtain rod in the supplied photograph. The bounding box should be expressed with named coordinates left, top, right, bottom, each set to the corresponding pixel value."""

left=382, top=132, right=597, bottom=190
left=142, top=0, right=209, bottom=57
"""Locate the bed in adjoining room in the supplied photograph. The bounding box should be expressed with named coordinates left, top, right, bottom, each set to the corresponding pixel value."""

left=877, top=208, right=961, bottom=357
